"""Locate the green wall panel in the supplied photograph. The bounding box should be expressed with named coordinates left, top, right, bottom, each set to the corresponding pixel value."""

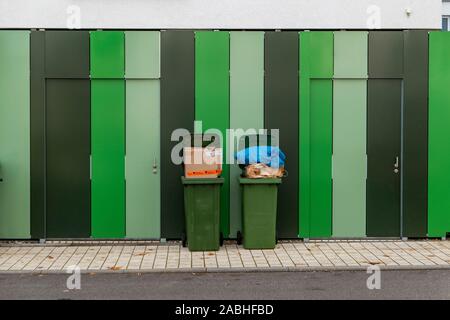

left=265, top=32, right=299, bottom=238
left=229, top=32, right=264, bottom=238
left=332, top=80, right=367, bottom=237
left=403, top=30, right=429, bottom=238
left=334, top=31, right=368, bottom=78
left=368, top=31, right=404, bottom=79
left=45, top=31, right=90, bottom=78
left=367, top=80, right=401, bottom=237
left=30, top=31, right=45, bottom=239
left=46, top=80, right=91, bottom=238
left=125, top=31, right=160, bottom=79
left=160, top=31, right=195, bottom=239
left=0, top=31, right=30, bottom=239
left=91, top=80, right=125, bottom=238
left=126, top=80, right=160, bottom=239
left=90, top=31, right=124, bottom=78
left=428, top=32, right=450, bottom=238
left=299, top=32, right=333, bottom=238
left=195, top=31, right=230, bottom=237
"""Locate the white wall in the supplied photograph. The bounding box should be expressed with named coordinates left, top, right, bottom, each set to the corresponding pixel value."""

left=0, top=0, right=442, bottom=30
left=443, top=2, right=450, bottom=16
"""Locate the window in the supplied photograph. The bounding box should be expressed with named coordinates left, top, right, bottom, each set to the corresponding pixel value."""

left=442, top=16, right=450, bottom=31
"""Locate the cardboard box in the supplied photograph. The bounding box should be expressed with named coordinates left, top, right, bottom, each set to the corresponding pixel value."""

left=183, top=147, right=223, bottom=178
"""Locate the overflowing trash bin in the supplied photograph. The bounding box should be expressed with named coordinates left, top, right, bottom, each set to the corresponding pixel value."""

left=239, top=177, right=281, bottom=249
left=181, top=133, right=224, bottom=251
left=236, top=143, right=285, bottom=249
left=182, top=177, right=223, bottom=251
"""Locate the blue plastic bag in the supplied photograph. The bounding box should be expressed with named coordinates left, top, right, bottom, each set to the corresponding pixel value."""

left=235, top=146, right=286, bottom=168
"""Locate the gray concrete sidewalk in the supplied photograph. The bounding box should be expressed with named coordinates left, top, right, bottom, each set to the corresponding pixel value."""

left=0, top=240, right=448, bottom=273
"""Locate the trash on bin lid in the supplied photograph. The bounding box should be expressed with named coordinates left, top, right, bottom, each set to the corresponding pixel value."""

left=235, top=146, right=286, bottom=168
left=245, top=163, right=285, bottom=179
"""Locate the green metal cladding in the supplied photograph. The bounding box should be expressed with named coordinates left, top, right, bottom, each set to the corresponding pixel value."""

left=0, top=29, right=449, bottom=240
left=332, top=32, right=368, bottom=237
left=229, top=31, right=264, bottom=238
left=195, top=31, right=230, bottom=237
left=0, top=31, right=30, bottom=239
left=299, top=31, right=334, bottom=238
left=125, top=31, right=161, bottom=239
left=429, top=32, right=450, bottom=238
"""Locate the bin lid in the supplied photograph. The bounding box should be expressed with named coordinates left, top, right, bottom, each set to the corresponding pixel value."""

left=239, top=177, right=282, bottom=184
left=181, top=177, right=225, bottom=185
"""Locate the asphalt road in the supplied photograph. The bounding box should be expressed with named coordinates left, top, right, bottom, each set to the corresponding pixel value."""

left=0, top=270, right=448, bottom=300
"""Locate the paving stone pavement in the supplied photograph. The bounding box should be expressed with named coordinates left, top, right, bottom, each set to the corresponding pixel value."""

left=0, top=240, right=448, bottom=273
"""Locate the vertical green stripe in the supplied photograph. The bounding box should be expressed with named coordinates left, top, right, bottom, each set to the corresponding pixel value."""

left=309, top=80, right=333, bottom=237
left=0, top=31, right=30, bottom=239
left=332, top=32, right=368, bottom=238
left=229, top=32, right=264, bottom=238
left=91, top=80, right=125, bottom=238
left=299, top=32, right=333, bottom=238
left=195, top=31, right=230, bottom=237
left=125, top=31, right=160, bottom=79
left=428, top=32, right=450, bottom=238
left=334, top=32, right=368, bottom=78
left=332, top=80, right=367, bottom=237
left=90, top=31, right=124, bottom=78
left=126, top=80, right=160, bottom=238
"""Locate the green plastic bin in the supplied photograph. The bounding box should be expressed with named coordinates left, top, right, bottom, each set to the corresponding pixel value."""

left=181, top=177, right=224, bottom=251
left=239, top=178, right=282, bottom=249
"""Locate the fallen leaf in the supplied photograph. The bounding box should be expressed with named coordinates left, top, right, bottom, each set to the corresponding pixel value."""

left=109, top=266, right=122, bottom=271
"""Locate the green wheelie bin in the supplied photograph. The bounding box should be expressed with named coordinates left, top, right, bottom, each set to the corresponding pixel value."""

left=239, top=178, right=282, bottom=249
left=181, top=177, right=224, bottom=251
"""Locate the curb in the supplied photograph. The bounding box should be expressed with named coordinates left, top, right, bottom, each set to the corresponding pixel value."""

left=0, top=264, right=449, bottom=275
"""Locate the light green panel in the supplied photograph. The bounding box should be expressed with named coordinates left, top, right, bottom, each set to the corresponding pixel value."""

left=126, top=80, right=160, bottom=239
left=332, top=80, right=367, bottom=237
left=0, top=31, right=31, bottom=239
left=334, top=32, right=368, bottom=78
left=125, top=31, right=160, bottom=79
left=229, top=32, right=264, bottom=238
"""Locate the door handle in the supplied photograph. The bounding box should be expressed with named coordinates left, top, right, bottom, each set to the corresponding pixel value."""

left=153, top=157, right=158, bottom=174
left=394, top=156, right=399, bottom=174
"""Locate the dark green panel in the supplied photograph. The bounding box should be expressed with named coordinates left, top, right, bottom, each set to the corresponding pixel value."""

left=160, top=31, right=195, bottom=239
left=367, top=79, right=401, bottom=237
left=46, top=80, right=90, bottom=238
left=90, top=31, right=124, bottom=79
left=428, top=32, right=450, bottom=238
left=45, top=31, right=90, bottom=78
left=30, top=31, right=45, bottom=239
left=264, top=32, right=299, bottom=239
left=368, top=31, right=403, bottom=79
left=402, top=30, right=428, bottom=238
left=91, top=80, right=125, bottom=238
left=195, top=31, right=230, bottom=238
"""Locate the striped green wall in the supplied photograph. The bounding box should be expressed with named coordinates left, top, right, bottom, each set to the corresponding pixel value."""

left=0, top=30, right=448, bottom=240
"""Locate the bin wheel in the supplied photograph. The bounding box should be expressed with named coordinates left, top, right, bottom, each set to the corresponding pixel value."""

left=236, top=231, right=243, bottom=245
left=275, top=230, right=279, bottom=244
left=220, top=232, right=224, bottom=246
left=181, top=232, right=187, bottom=248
